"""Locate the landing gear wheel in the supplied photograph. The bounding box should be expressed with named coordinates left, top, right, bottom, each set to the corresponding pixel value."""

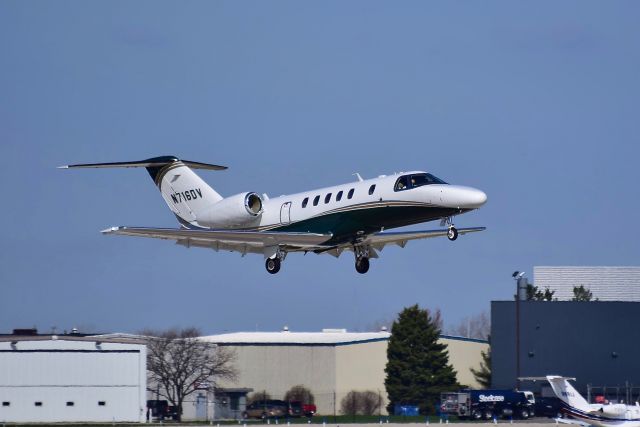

left=447, top=226, right=458, bottom=241
left=355, top=257, right=370, bottom=274
left=265, top=257, right=281, bottom=274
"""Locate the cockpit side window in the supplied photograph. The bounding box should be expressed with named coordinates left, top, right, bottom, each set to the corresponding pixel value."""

left=395, top=173, right=447, bottom=191
left=394, top=175, right=411, bottom=191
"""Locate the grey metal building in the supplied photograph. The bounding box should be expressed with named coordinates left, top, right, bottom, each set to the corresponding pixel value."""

left=0, top=335, right=147, bottom=423
left=491, top=301, right=640, bottom=396
left=534, top=266, right=640, bottom=301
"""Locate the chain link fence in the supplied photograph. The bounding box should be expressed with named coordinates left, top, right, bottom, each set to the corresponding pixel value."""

left=587, top=384, right=640, bottom=405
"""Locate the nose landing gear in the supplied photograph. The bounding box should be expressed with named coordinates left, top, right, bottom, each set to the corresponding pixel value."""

left=442, top=216, right=458, bottom=241
left=447, top=226, right=458, bottom=241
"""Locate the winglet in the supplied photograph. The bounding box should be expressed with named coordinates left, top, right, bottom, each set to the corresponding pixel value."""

left=101, top=227, right=121, bottom=234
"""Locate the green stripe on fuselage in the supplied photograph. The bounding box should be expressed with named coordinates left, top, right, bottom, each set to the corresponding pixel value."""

left=271, top=205, right=467, bottom=245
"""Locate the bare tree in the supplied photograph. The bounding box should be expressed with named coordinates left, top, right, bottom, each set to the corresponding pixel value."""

left=284, top=385, right=315, bottom=404
left=247, top=391, right=272, bottom=404
left=359, top=390, right=382, bottom=416
left=341, top=391, right=360, bottom=415
left=340, top=390, right=382, bottom=415
left=143, top=327, right=237, bottom=421
left=444, top=311, right=490, bottom=340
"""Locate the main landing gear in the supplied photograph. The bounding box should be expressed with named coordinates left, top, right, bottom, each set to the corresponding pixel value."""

left=354, top=245, right=370, bottom=274
left=355, top=257, right=370, bottom=274
left=265, top=257, right=281, bottom=274
left=265, top=249, right=287, bottom=274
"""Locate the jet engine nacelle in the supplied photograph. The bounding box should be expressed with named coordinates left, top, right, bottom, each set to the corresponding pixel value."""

left=600, top=404, right=628, bottom=417
left=197, top=192, right=264, bottom=228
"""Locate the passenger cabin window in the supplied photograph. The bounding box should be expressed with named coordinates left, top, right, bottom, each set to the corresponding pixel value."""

left=325, top=193, right=332, bottom=204
left=66, top=402, right=74, bottom=407
left=347, top=188, right=355, bottom=199
left=98, top=401, right=106, bottom=406
left=2, top=402, right=9, bottom=407
left=302, top=197, right=309, bottom=208
left=368, top=184, right=376, bottom=195
left=35, top=402, right=42, bottom=407
left=394, top=173, right=447, bottom=191
left=313, top=195, right=320, bottom=206
left=336, top=190, right=343, bottom=201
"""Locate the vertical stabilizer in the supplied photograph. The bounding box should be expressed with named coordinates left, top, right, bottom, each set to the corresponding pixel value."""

left=547, top=375, right=591, bottom=412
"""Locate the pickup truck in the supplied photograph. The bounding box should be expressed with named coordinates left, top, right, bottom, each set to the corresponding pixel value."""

left=302, top=403, right=316, bottom=417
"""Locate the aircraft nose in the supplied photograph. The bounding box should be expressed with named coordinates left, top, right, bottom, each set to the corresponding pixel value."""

left=447, top=186, right=487, bottom=209
left=468, top=188, right=487, bottom=208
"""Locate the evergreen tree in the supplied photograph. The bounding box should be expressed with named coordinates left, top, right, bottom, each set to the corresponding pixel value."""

left=525, top=284, right=556, bottom=301
left=384, top=305, right=458, bottom=415
left=470, top=337, right=491, bottom=388
left=572, top=285, right=595, bottom=301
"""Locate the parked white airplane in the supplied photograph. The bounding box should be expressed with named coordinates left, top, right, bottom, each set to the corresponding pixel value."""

left=61, top=156, right=487, bottom=274
left=523, top=376, right=640, bottom=427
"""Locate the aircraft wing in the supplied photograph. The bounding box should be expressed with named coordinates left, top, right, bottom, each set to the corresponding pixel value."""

left=101, top=226, right=332, bottom=256
left=318, top=227, right=486, bottom=258
left=364, top=227, right=486, bottom=247
left=555, top=418, right=591, bottom=427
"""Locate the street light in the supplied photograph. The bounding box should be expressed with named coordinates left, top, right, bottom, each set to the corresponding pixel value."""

left=512, top=271, right=528, bottom=389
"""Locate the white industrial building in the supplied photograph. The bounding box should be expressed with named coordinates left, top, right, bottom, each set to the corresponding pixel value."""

left=0, top=335, right=147, bottom=423
left=534, top=266, right=640, bottom=301
left=195, top=329, right=488, bottom=418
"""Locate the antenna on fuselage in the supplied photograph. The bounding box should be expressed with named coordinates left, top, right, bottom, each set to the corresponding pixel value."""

left=353, top=173, right=363, bottom=182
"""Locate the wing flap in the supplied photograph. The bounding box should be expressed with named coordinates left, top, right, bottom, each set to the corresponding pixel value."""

left=101, top=226, right=332, bottom=249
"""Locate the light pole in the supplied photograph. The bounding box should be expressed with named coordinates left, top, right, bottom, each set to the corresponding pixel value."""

left=512, top=271, right=527, bottom=389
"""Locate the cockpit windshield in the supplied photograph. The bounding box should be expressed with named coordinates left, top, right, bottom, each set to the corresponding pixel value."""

left=394, top=173, right=447, bottom=191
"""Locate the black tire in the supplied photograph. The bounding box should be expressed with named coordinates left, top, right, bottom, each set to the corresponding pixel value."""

left=471, top=410, right=482, bottom=420
left=483, top=410, right=493, bottom=420
left=355, top=257, right=370, bottom=274
left=242, top=412, right=248, bottom=419
left=520, top=408, right=529, bottom=419
left=447, top=227, right=458, bottom=241
left=265, top=257, right=281, bottom=274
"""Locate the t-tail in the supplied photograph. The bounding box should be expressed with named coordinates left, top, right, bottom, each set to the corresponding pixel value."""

left=546, top=375, right=592, bottom=413
left=60, top=156, right=226, bottom=228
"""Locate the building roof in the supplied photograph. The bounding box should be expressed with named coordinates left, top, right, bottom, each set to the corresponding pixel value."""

left=200, top=330, right=391, bottom=346
left=200, top=330, right=488, bottom=345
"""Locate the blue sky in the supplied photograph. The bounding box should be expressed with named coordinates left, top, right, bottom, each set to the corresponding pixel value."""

left=1, top=1, right=639, bottom=335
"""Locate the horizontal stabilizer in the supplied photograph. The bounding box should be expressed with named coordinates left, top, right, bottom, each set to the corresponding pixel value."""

left=59, top=156, right=227, bottom=171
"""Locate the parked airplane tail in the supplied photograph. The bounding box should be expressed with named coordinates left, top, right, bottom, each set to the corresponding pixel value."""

left=546, top=376, right=592, bottom=412
left=60, top=156, right=226, bottom=227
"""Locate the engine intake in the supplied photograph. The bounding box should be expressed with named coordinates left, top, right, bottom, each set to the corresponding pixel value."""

left=245, top=192, right=263, bottom=216
left=197, top=192, right=264, bottom=228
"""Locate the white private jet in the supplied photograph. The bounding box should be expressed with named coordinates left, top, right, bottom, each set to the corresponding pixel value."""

left=61, top=156, right=487, bottom=274
left=522, top=376, right=640, bottom=427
